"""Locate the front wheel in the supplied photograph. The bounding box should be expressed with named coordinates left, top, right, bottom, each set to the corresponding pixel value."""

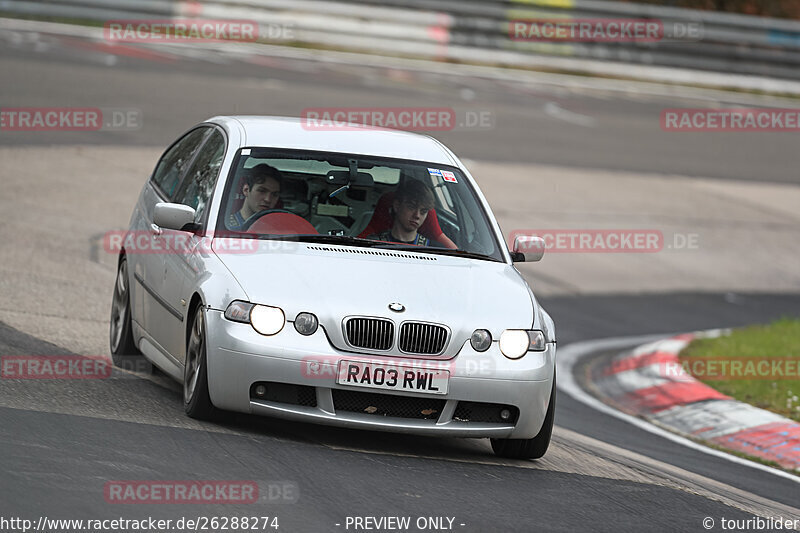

left=109, top=257, right=142, bottom=366
left=491, top=373, right=556, bottom=460
left=184, top=307, right=215, bottom=420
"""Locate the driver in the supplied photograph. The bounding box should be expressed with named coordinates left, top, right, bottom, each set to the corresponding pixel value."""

left=228, top=164, right=282, bottom=231
left=368, top=179, right=444, bottom=247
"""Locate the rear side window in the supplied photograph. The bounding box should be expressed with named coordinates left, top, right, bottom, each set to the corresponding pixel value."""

left=174, top=130, right=226, bottom=224
left=151, top=127, right=209, bottom=200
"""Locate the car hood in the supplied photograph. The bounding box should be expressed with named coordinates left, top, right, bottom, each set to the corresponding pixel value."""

left=215, top=241, right=536, bottom=357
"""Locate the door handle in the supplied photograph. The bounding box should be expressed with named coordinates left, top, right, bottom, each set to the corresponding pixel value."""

left=150, top=223, right=163, bottom=236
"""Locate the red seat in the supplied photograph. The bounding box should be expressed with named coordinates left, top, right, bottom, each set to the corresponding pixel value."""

left=246, top=212, right=317, bottom=235
left=357, top=191, right=443, bottom=240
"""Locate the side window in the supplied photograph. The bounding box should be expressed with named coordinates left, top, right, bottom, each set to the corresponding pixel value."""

left=151, top=128, right=210, bottom=200
left=173, top=130, right=226, bottom=223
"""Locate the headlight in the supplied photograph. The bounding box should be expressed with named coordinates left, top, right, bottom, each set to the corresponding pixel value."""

left=499, top=330, right=529, bottom=359
left=470, top=329, right=492, bottom=352
left=224, top=301, right=285, bottom=336
left=224, top=301, right=254, bottom=323
left=499, top=329, right=546, bottom=359
left=250, top=305, right=285, bottom=336
left=294, top=312, right=319, bottom=336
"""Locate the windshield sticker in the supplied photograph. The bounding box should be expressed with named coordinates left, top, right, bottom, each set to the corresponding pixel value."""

left=428, top=168, right=457, bottom=183
left=428, top=168, right=443, bottom=177
left=241, top=148, right=251, bottom=155
left=441, top=170, right=457, bottom=183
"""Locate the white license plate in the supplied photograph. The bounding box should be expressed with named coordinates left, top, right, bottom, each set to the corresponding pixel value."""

left=337, top=360, right=449, bottom=395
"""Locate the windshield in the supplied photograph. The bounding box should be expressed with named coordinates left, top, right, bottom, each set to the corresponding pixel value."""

left=216, top=148, right=504, bottom=261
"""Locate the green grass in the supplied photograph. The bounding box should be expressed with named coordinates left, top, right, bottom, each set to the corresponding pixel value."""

left=680, top=318, right=800, bottom=423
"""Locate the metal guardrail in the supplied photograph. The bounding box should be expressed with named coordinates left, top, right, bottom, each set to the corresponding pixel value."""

left=318, top=0, right=800, bottom=80
left=2, top=0, right=800, bottom=81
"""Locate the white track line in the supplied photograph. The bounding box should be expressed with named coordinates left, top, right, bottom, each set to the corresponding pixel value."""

left=543, top=102, right=597, bottom=128
left=557, top=334, right=800, bottom=484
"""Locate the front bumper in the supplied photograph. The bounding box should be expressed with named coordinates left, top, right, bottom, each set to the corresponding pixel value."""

left=205, top=310, right=555, bottom=439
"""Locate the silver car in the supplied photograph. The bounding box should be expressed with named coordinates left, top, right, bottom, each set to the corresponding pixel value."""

left=109, top=116, right=556, bottom=459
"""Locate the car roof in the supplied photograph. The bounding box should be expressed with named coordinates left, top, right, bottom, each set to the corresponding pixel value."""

left=206, top=116, right=458, bottom=166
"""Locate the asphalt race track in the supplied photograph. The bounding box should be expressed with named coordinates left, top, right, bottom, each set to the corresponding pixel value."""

left=1, top=21, right=799, bottom=533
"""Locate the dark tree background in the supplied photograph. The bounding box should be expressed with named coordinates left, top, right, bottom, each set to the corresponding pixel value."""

left=616, top=0, right=800, bottom=19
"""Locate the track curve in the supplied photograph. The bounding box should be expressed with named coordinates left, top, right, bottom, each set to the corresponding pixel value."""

left=1, top=21, right=799, bottom=532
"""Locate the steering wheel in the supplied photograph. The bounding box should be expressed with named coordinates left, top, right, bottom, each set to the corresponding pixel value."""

left=240, top=209, right=295, bottom=231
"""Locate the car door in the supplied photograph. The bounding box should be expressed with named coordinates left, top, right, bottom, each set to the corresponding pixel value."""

left=131, top=126, right=210, bottom=355
left=155, top=128, right=227, bottom=362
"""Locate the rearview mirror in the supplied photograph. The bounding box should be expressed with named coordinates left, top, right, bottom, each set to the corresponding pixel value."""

left=154, top=203, right=197, bottom=231
left=511, top=235, right=545, bottom=262
left=326, top=170, right=374, bottom=187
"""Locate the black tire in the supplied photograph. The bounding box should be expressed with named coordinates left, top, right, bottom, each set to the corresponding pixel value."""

left=184, top=306, right=215, bottom=420
left=109, top=256, right=143, bottom=369
left=491, top=373, right=556, bottom=460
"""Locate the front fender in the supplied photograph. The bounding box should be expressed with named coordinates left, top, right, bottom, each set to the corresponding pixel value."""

left=185, top=239, right=250, bottom=313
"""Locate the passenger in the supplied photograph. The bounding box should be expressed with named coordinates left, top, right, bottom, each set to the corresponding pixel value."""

left=228, top=164, right=282, bottom=231
left=368, top=180, right=444, bottom=247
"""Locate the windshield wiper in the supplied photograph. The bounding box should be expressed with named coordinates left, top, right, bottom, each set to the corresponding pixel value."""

left=259, top=234, right=388, bottom=247
left=374, top=244, right=499, bottom=262
left=251, top=235, right=500, bottom=261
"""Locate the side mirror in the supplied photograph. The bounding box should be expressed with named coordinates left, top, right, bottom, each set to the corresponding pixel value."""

left=511, top=235, right=545, bottom=263
left=154, top=203, right=197, bottom=231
